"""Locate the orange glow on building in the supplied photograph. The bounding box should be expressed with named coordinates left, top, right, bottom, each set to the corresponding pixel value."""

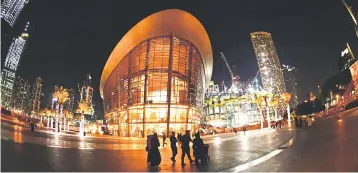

left=350, top=61, right=358, bottom=92
left=100, top=9, right=213, bottom=137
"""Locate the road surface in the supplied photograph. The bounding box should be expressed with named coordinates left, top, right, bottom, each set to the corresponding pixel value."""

left=2, top=108, right=358, bottom=171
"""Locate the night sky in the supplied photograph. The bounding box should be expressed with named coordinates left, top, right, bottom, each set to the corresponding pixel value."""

left=1, top=0, right=357, bottom=119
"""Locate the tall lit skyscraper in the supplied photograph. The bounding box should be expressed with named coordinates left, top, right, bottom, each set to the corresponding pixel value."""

left=342, top=0, right=358, bottom=38
left=250, top=31, right=286, bottom=95
left=1, top=0, right=29, bottom=27
left=1, top=22, right=30, bottom=108
left=28, top=77, right=43, bottom=114
left=77, top=74, right=94, bottom=116
left=80, top=74, right=93, bottom=104
left=11, top=76, right=30, bottom=112
left=339, top=43, right=356, bottom=72
left=64, top=89, right=75, bottom=113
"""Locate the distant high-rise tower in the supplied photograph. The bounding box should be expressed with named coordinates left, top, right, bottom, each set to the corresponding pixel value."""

left=342, top=0, right=358, bottom=38
left=77, top=74, right=94, bottom=116
left=1, top=0, right=29, bottom=27
left=11, top=76, right=30, bottom=112
left=28, top=77, right=43, bottom=114
left=282, top=65, right=299, bottom=108
left=1, top=22, right=30, bottom=108
left=339, top=43, right=356, bottom=71
left=250, top=31, right=286, bottom=95
left=80, top=74, right=93, bottom=104
left=64, top=89, right=75, bottom=113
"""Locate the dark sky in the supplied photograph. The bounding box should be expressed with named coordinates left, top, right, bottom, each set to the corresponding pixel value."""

left=2, top=0, right=358, bottom=119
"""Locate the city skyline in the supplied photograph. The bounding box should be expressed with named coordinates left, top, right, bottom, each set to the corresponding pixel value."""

left=1, top=0, right=357, bottom=119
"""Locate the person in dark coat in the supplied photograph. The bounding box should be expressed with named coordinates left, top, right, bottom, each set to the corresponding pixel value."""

left=294, top=117, right=299, bottom=130
left=146, top=135, right=152, bottom=164
left=170, top=131, right=178, bottom=162
left=150, top=133, right=161, bottom=168
left=192, top=133, right=205, bottom=165
left=180, top=130, right=194, bottom=166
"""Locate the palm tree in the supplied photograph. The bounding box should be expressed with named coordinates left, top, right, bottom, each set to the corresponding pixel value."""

left=52, top=86, right=69, bottom=133
left=77, top=100, right=90, bottom=136
left=270, top=98, right=279, bottom=122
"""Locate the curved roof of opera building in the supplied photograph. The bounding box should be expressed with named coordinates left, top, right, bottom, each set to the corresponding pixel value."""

left=100, top=9, right=213, bottom=98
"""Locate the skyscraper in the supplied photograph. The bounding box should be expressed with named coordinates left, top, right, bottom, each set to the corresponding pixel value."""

left=282, top=65, right=299, bottom=108
left=80, top=74, right=93, bottom=104
left=342, top=0, right=358, bottom=38
left=64, top=89, right=75, bottom=113
left=77, top=74, right=94, bottom=116
left=1, top=0, right=29, bottom=27
left=11, top=76, right=30, bottom=113
left=28, top=77, right=43, bottom=114
left=339, top=43, right=356, bottom=72
left=250, top=31, right=286, bottom=95
left=1, top=22, right=30, bottom=108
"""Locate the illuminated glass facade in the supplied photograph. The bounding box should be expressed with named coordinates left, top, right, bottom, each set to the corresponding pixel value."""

left=11, top=76, right=30, bottom=112
left=250, top=32, right=286, bottom=95
left=101, top=10, right=213, bottom=137
left=1, top=0, right=29, bottom=27
left=103, top=36, right=206, bottom=137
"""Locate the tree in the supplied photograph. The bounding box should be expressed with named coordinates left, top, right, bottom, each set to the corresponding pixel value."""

left=320, top=69, right=352, bottom=104
left=295, top=98, right=325, bottom=116
left=52, top=86, right=69, bottom=133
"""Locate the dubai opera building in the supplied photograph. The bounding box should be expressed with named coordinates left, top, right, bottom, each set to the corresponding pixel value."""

left=100, top=9, right=213, bottom=137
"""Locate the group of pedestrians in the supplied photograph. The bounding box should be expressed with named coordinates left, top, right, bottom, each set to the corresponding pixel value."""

left=294, top=116, right=312, bottom=129
left=146, top=130, right=207, bottom=169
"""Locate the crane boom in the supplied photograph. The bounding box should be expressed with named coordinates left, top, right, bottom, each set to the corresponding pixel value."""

left=220, top=52, right=234, bottom=79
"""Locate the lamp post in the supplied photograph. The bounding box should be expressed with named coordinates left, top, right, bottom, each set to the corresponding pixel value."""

left=80, top=111, right=85, bottom=136
left=55, top=103, right=59, bottom=133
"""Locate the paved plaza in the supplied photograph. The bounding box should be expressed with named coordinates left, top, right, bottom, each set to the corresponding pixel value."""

left=2, top=108, right=358, bottom=172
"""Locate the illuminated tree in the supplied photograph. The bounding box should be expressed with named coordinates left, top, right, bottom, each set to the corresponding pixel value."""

left=270, top=97, right=279, bottom=122
left=77, top=100, right=90, bottom=136
left=52, top=86, right=69, bottom=133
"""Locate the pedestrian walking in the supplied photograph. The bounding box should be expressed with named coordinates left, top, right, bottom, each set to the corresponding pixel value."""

left=299, top=118, right=303, bottom=128
left=162, top=132, right=167, bottom=147
left=192, top=133, right=206, bottom=165
left=146, top=135, right=153, bottom=164
left=170, top=131, right=178, bottom=163
left=243, top=127, right=247, bottom=135
left=150, top=133, right=161, bottom=168
left=294, top=117, right=299, bottom=130
left=180, top=130, right=194, bottom=166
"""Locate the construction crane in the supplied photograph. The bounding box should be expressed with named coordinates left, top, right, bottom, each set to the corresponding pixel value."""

left=220, top=52, right=239, bottom=93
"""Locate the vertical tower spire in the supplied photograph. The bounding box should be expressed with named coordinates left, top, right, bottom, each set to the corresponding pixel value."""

left=342, top=0, right=358, bottom=37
